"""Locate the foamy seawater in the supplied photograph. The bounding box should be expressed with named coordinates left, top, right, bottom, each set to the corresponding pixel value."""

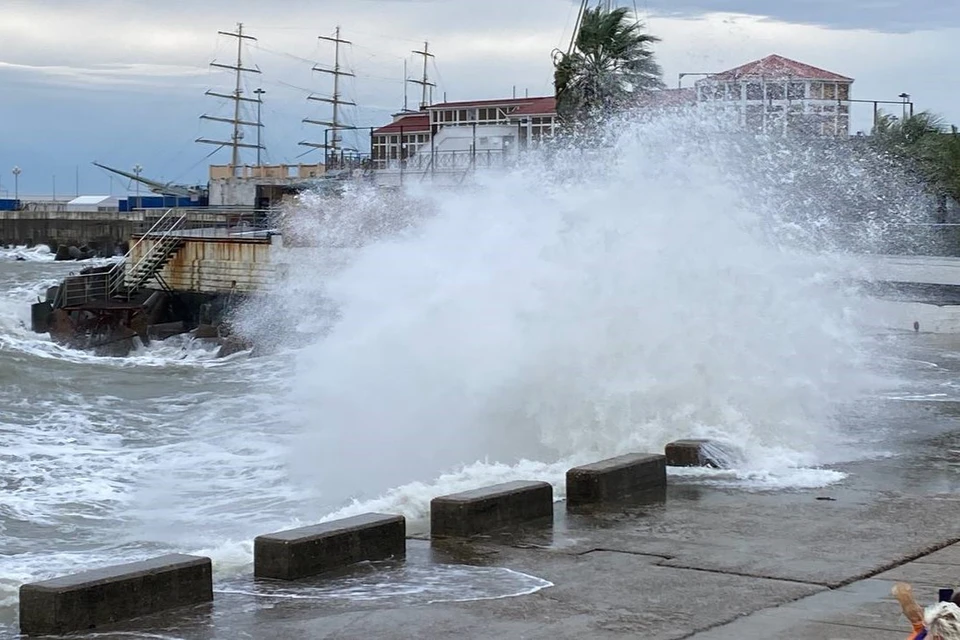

left=0, top=112, right=947, bottom=636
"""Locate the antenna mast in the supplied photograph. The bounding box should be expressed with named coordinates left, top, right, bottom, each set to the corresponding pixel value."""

left=196, top=23, right=263, bottom=169
left=409, top=42, right=436, bottom=110
left=299, top=26, right=356, bottom=163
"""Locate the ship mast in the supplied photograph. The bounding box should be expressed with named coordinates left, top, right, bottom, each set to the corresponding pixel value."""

left=299, top=26, right=356, bottom=164
left=196, top=22, right=263, bottom=170
left=409, top=41, right=435, bottom=110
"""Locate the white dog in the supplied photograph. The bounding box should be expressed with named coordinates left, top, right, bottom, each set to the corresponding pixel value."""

left=925, top=601, right=960, bottom=640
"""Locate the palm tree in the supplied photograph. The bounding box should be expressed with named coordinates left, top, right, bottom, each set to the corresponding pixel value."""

left=553, top=6, right=664, bottom=124
left=871, top=111, right=960, bottom=221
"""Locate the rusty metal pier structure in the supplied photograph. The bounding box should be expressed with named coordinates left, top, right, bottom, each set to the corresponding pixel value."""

left=33, top=208, right=281, bottom=355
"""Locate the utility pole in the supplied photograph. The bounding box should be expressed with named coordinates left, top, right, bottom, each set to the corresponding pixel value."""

left=133, top=164, right=143, bottom=209
left=196, top=23, right=264, bottom=171
left=409, top=41, right=436, bottom=110
left=254, top=88, right=266, bottom=165
left=299, top=26, right=357, bottom=166
left=12, top=166, right=20, bottom=201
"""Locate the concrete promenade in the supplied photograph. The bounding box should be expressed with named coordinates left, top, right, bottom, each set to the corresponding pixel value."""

left=73, top=444, right=960, bottom=639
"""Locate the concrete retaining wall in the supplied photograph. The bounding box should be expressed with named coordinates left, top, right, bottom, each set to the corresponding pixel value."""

left=127, top=236, right=280, bottom=294
left=19, top=554, right=212, bottom=635
left=0, top=211, right=144, bottom=248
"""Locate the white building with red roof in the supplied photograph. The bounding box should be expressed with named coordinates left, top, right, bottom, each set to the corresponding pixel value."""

left=371, top=96, right=556, bottom=173
left=694, top=54, right=854, bottom=136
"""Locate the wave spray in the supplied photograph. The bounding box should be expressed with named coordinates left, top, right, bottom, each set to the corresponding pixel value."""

left=244, top=111, right=914, bottom=517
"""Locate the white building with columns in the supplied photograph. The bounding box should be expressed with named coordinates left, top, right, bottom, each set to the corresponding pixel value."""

left=694, top=54, right=854, bottom=136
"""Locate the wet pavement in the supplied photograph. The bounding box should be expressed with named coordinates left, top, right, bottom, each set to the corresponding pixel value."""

left=50, top=451, right=960, bottom=640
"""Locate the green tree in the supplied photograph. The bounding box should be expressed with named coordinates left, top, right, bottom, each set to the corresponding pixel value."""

left=553, top=6, right=664, bottom=124
left=871, top=111, right=960, bottom=216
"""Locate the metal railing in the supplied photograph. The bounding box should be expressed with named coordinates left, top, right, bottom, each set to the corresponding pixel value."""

left=112, top=209, right=186, bottom=297
left=54, top=267, right=126, bottom=308
left=371, top=148, right=516, bottom=172
left=52, top=208, right=187, bottom=308
left=133, top=208, right=275, bottom=238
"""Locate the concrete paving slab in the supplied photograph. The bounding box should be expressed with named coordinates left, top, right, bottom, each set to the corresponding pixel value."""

left=873, top=561, right=960, bottom=587
left=912, top=541, right=960, bottom=566
left=686, top=578, right=911, bottom=639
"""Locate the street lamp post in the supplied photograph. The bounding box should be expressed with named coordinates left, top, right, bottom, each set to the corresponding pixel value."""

left=11, top=166, right=21, bottom=201
left=254, top=88, right=265, bottom=166
left=133, top=164, right=143, bottom=210
left=898, top=93, right=912, bottom=120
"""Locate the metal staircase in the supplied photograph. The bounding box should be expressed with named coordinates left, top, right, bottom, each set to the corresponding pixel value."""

left=115, top=210, right=188, bottom=297
left=122, top=235, right=184, bottom=295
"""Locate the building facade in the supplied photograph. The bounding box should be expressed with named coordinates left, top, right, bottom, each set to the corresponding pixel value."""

left=694, top=54, right=854, bottom=136
left=371, top=96, right=557, bottom=171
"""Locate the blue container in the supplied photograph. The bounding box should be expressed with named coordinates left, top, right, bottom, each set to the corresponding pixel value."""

left=0, top=199, right=19, bottom=211
left=122, top=195, right=207, bottom=211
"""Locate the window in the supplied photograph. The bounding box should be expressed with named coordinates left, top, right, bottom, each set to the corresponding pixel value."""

left=788, top=82, right=805, bottom=100
left=823, top=84, right=836, bottom=100
left=458, top=109, right=467, bottom=122
left=390, top=135, right=398, bottom=144
left=444, top=110, right=454, bottom=122
left=809, top=82, right=823, bottom=99
left=837, top=84, right=850, bottom=100
left=766, top=83, right=784, bottom=100
left=746, top=82, right=763, bottom=100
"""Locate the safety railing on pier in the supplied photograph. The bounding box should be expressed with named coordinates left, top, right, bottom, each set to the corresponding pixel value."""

left=371, top=149, right=515, bottom=172
left=52, top=208, right=188, bottom=308
left=132, top=208, right=276, bottom=238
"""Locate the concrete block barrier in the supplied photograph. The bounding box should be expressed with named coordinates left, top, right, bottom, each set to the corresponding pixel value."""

left=430, top=480, right=554, bottom=537
left=254, top=513, right=406, bottom=580
left=665, top=439, right=727, bottom=467
left=19, top=554, right=212, bottom=636
left=566, top=453, right=666, bottom=506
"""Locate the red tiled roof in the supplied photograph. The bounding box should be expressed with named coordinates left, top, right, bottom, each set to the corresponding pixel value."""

left=426, top=96, right=555, bottom=111
left=702, top=55, right=853, bottom=83
left=510, top=97, right=556, bottom=116
left=373, top=113, right=430, bottom=135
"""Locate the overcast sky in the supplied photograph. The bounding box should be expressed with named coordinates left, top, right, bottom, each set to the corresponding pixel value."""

left=2, top=0, right=958, bottom=197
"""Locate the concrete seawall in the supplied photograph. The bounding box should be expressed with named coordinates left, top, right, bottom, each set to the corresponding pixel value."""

left=0, top=211, right=144, bottom=250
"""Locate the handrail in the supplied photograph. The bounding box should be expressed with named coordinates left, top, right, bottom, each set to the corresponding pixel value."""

left=115, top=213, right=187, bottom=296
left=50, top=206, right=273, bottom=308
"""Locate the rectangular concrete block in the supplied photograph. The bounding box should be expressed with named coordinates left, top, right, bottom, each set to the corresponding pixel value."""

left=254, top=512, right=406, bottom=580
left=665, top=439, right=730, bottom=468
left=566, top=453, right=666, bottom=506
left=430, top=480, right=554, bottom=538
left=19, top=553, right=212, bottom=636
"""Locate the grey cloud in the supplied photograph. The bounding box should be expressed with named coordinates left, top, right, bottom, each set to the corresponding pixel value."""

left=639, top=0, right=960, bottom=32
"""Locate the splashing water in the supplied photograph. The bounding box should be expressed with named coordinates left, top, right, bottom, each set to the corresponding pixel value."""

left=239, top=111, right=911, bottom=512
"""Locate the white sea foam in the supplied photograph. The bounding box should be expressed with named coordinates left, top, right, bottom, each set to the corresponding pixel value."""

left=0, top=244, right=55, bottom=263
